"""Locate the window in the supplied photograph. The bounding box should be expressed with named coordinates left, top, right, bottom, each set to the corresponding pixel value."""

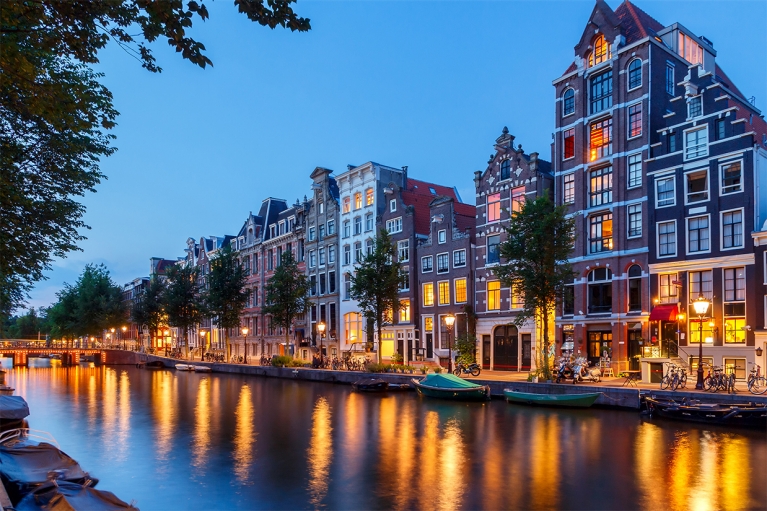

left=687, top=96, right=702, bottom=119
left=487, top=235, right=501, bottom=264
left=342, top=196, right=350, bottom=214
left=511, top=285, right=524, bottom=309
left=438, top=281, right=450, bottom=305
left=685, top=169, right=708, bottom=203
left=716, top=118, right=726, bottom=140
left=365, top=188, right=374, bottom=206
left=501, top=159, right=511, bottom=181
left=343, top=245, right=351, bottom=265
left=397, top=240, right=409, bottom=262
left=455, top=278, right=467, bottom=303
left=328, top=245, right=336, bottom=263
left=318, top=202, right=324, bottom=215
left=658, top=221, right=676, bottom=257
left=563, top=128, right=575, bottom=159
left=267, top=249, right=273, bottom=270
left=327, top=220, right=335, bottom=235
left=354, top=192, right=362, bottom=210
left=399, top=300, right=411, bottom=323
left=665, top=63, right=675, bottom=95
left=310, top=275, right=317, bottom=296
left=344, top=273, right=351, bottom=300
left=589, top=166, right=612, bottom=207
left=628, top=59, right=642, bottom=89
left=354, top=241, right=363, bottom=262
left=319, top=273, right=326, bottom=294
left=724, top=267, right=746, bottom=343
left=563, top=285, right=575, bottom=315
left=689, top=270, right=713, bottom=302
left=487, top=193, right=501, bottom=222
left=365, top=213, right=374, bottom=232
left=318, top=225, right=325, bottom=240
left=344, top=311, right=362, bottom=342
left=628, top=265, right=642, bottom=312
left=589, top=213, right=613, bottom=253
left=422, top=256, right=433, bottom=273
left=438, top=230, right=446, bottom=244
left=308, top=227, right=316, bottom=241
left=389, top=199, right=397, bottom=212
left=453, top=249, right=466, bottom=268
left=659, top=273, right=679, bottom=304
left=563, top=173, right=575, bottom=204
left=399, top=266, right=409, bottom=292
left=589, top=35, right=610, bottom=67
left=627, top=153, right=642, bottom=188
left=589, top=118, right=612, bottom=161
left=386, top=217, right=402, bottom=234
left=353, top=216, right=362, bottom=235
left=667, top=131, right=677, bottom=153
left=487, top=281, right=501, bottom=311
left=677, top=32, right=703, bottom=65
left=437, top=253, right=449, bottom=273
left=563, top=89, right=575, bottom=116
left=687, top=215, right=710, bottom=253
left=628, top=103, right=642, bottom=138
left=319, top=248, right=326, bottom=266
left=309, top=250, right=316, bottom=267
left=424, top=316, right=433, bottom=334
left=343, top=220, right=350, bottom=238
left=656, top=176, right=675, bottom=207
left=587, top=268, right=612, bottom=313
left=329, top=271, right=336, bottom=293
left=366, top=238, right=373, bottom=255
left=627, top=203, right=642, bottom=238
left=689, top=320, right=714, bottom=344
left=724, top=358, right=747, bottom=379
left=423, top=283, right=434, bottom=307
left=511, top=187, right=525, bottom=212
left=720, top=161, right=742, bottom=194
left=590, top=71, right=612, bottom=114
left=722, top=210, right=743, bottom=249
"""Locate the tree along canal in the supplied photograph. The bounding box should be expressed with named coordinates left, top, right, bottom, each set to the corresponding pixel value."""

left=4, top=360, right=766, bottom=511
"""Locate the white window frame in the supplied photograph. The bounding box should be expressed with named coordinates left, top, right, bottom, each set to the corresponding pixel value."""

left=687, top=95, right=703, bottom=119
left=627, top=153, right=642, bottom=189
left=386, top=217, right=402, bottom=234
left=627, top=203, right=642, bottom=239
left=438, top=229, right=446, bottom=244
left=365, top=213, right=374, bottom=232
left=627, top=102, right=642, bottom=140
left=421, top=255, right=433, bottom=273
left=453, top=249, right=466, bottom=268
left=437, top=280, right=451, bottom=306
left=422, top=283, right=434, bottom=307
left=720, top=208, right=745, bottom=251
left=627, top=58, right=642, bottom=91
left=684, top=126, right=708, bottom=161
left=397, top=240, right=410, bottom=262
left=562, top=87, right=575, bottom=117
left=389, top=199, right=397, bottom=212
left=657, top=220, right=677, bottom=258
left=436, top=252, right=449, bottom=274
left=719, top=159, right=743, bottom=196
left=686, top=214, right=711, bottom=255
left=655, top=175, right=676, bottom=208
left=454, top=277, right=468, bottom=304
left=563, top=172, right=575, bottom=203
left=684, top=168, right=709, bottom=205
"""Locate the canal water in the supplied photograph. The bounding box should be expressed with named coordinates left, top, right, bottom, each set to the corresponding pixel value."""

left=4, top=360, right=766, bottom=511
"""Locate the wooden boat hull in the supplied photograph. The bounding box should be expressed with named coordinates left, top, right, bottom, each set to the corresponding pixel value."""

left=174, top=364, right=192, bottom=371
left=503, top=389, right=600, bottom=408
left=412, top=379, right=490, bottom=401
left=192, top=366, right=211, bottom=372
left=352, top=379, right=389, bottom=392
left=646, top=397, right=767, bottom=428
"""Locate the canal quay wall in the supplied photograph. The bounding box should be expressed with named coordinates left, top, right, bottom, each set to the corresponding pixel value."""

left=107, top=351, right=767, bottom=410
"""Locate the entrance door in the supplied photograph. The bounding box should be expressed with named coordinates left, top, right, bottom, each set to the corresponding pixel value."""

left=587, top=331, right=612, bottom=367
left=493, top=325, right=518, bottom=371
left=482, top=335, right=491, bottom=369
left=521, top=334, right=531, bottom=370
left=628, top=330, right=641, bottom=370
left=661, top=321, right=678, bottom=358
left=426, top=333, right=433, bottom=359
left=397, top=338, right=404, bottom=358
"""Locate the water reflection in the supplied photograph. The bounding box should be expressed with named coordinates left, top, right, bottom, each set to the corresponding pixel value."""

left=437, top=418, right=466, bottom=511
left=307, top=396, right=332, bottom=507
left=192, top=377, right=211, bottom=472
left=232, top=383, right=254, bottom=484
left=153, top=371, right=176, bottom=468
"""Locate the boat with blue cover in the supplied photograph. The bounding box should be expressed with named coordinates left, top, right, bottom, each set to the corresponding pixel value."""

left=412, top=373, right=491, bottom=401
left=503, top=389, right=601, bottom=408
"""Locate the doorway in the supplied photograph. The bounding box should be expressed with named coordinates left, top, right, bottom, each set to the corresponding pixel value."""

left=521, top=334, right=531, bottom=370
left=482, top=335, right=491, bottom=369
left=493, top=325, right=518, bottom=371
left=587, top=331, right=612, bottom=367
left=426, top=333, right=433, bottom=359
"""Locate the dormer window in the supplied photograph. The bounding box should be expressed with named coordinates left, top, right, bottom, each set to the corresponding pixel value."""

left=678, top=32, right=703, bottom=66
left=500, top=160, right=511, bottom=181
left=429, top=187, right=436, bottom=195
left=589, top=34, right=611, bottom=67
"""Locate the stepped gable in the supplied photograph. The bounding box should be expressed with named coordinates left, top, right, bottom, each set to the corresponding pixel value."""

left=401, top=178, right=463, bottom=236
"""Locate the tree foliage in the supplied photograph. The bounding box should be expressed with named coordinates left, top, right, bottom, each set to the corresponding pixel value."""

left=130, top=276, right=166, bottom=346
left=1, top=307, right=46, bottom=339
left=264, top=251, right=309, bottom=348
left=350, top=230, right=403, bottom=362
left=202, top=245, right=247, bottom=356
left=163, top=264, right=202, bottom=355
left=494, top=194, right=576, bottom=379
left=455, top=334, right=478, bottom=366
left=0, top=0, right=311, bottom=314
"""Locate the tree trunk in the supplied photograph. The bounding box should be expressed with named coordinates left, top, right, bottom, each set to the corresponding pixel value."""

left=376, top=312, right=382, bottom=364
left=183, top=327, right=188, bottom=359
left=285, top=318, right=290, bottom=359
left=225, top=329, right=230, bottom=362
left=542, top=307, right=550, bottom=381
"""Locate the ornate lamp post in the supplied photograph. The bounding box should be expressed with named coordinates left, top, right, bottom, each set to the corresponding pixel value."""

left=317, top=322, right=326, bottom=361
left=241, top=327, right=249, bottom=364
left=693, top=295, right=711, bottom=390
left=121, top=326, right=127, bottom=350
left=445, top=314, right=456, bottom=374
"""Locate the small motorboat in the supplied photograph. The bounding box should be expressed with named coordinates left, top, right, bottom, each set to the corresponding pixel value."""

left=192, top=365, right=211, bottom=372
left=352, top=378, right=388, bottom=392
left=503, top=389, right=601, bottom=408
left=412, top=373, right=490, bottom=401
left=140, top=360, right=165, bottom=369
left=16, top=481, right=137, bottom=511
left=174, top=364, right=192, bottom=371
left=0, top=396, right=30, bottom=431
left=645, top=397, right=767, bottom=428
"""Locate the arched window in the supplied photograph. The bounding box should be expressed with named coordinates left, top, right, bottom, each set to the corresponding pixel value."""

left=563, top=88, right=575, bottom=116
left=587, top=268, right=612, bottom=314
left=589, top=34, right=611, bottom=67
left=500, top=159, right=511, bottom=181
left=628, top=265, right=642, bottom=311
left=628, top=58, right=642, bottom=89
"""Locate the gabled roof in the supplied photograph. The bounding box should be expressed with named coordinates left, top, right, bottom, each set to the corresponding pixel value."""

left=401, top=178, right=463, bottom=236
left=714, top=65, right=747, bottom=101
left=614, top=1, right=663, bottom=44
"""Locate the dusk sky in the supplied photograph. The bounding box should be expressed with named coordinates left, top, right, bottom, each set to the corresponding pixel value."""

left=26, top=0, right=767, bottom=310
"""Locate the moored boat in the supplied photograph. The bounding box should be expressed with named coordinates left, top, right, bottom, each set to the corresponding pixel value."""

left=16, top=481, right=138, bottom=510
left=645, top=397, right=767, bottom=428
left=352, top=378, right=388, bottom=392
left=192, top=365, right=211, bottom=372
left=144, top=360, right=164, bottom=369
left=174, top=364, right=192, bottom=371
left=412, top=374, right=490, bottom=401
left=503, top=389, right=600, bottom=408
left=0, top=396, right=30, bottom=431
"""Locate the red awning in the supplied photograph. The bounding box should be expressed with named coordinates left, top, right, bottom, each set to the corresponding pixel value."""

left=649, top=304, right=678, bottom=321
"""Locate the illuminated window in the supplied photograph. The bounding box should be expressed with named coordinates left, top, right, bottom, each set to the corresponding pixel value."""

left=659, top=273, right=678, bottom=304
left=589, top=213, right=613, bottom=253
left=563, top=128, right=575, bottom=159
left=342, top=196, right=350, bottom=214
left=423, top=283, right=434, bottom=307
left=454, top=278, right=467, bottom=303
left=563, top=89, right=575, bottom=116
left=511, top=187, right=525, bottom=212
left=628, top=103, right=642, bottom=138
left=689, top=320, right=714, bottom=343
left=344, top=312, right=363, bottom=344
left=511, top=285, right=524, bottom=309
left=354, top=192, right=362, bottom=210
left=589, top=34, right=611, bottom=67
left=487, top=193, right=501, bottom=222
left=399, top=300, right=410, bottom=323
left=677, top=32, right=703, bottom=65
left=424, top=316, right=433, bottom=333
left=590, top=118, right=612, bottom=161
left=487, top=281, right=501, bottom=311
left=589, top=166, right=612, bottom=207
left=563, top=173, right=575, bottom=204
left=365, top=188, right=374, bottom=206
left=438, top=281, right=450, bottom=305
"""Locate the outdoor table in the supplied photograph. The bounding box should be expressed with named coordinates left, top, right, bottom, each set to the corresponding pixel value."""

left=622, top=371, right=641, bottom=387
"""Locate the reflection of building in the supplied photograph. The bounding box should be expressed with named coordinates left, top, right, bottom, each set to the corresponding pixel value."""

left=474, top=128, right=552, bottom=371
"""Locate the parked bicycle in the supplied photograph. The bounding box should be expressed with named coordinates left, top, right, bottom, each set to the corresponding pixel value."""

left=660, top=363, right=687, bottom=391
left=747, top=363, right=767, bottom=395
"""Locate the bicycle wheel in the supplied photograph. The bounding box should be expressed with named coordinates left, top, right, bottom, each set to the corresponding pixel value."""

left=703, top=376, right=714, bottom=391
left=749, top=376, right=767, bottom=395
left=669, top=375, right=679, bottom=391
left=660, top=375, right=671, bottom=390
left=679, top=373, right=687, bottom=389
left=453, top=368, right=461, bottom=376
left=727, top=374, right=736, bottom=393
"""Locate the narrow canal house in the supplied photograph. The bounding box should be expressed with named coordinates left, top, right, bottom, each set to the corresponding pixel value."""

left=474, top=127, right=553, bottom=372
left=304, top=167, right=341, bottom=359
left=378, top=176, right=474, bottom=365
left=191, top=235, right=235, bottom=353
left=233, top=210, right=265, bottom=358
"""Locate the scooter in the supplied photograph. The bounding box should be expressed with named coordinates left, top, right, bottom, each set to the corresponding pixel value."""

left=555, top=356, right=574, bottom=383
left=572, top=357, right=601, bottom=384
left=453, top=362, right=481, bottom=377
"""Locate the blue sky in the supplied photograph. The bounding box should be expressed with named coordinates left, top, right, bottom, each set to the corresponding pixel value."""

left=25, top=0, right=767, bottom=310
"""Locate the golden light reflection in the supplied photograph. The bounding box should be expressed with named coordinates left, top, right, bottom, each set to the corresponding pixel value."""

left=233, top=384, right=255, bottom=484
left=436, top=418, right=466, bottom=511
left=87, top=373, right=97, bottom=430
left=192, top=377, right=211, bottom=471
left=416, top=411, right=440, bottom=506
left=720, top=436, right=751, bottom=511
left=392, top=400, right=414, bottom=511
left=115, top=370, right=131, bottom=462
left=529, top=415, right=560, bottom=509
left=102, top=368, right=117, bottom=448
left=153, top=371, right=176, bottom=466
left=307, top=396, right=333, bottom=507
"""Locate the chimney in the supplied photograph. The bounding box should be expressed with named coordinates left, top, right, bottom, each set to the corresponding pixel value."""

left=474, top=170, right=482, bottom=188
left=530, top=152, right=539, bottom=172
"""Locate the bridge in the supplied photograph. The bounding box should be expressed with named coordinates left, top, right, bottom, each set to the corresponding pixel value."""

left=0, top=340, right=134, bottom=366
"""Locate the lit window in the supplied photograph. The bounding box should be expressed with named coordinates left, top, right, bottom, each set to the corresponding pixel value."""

left=366, top=188, right=374, bottom=206
left=487, top=281, right=501, bottom=311
left=487, top=193, right=501, bottom=222
left=627, top=153, right=642, bottom=188
left=721, top=161, right=742, bottom=194
left=563, top=128, right=575, bottom=159
left=677, top=32, right=703, bottom=65
left=658, top=221, right=676, bottom=257
left=685, top=169, right=708, bottom=203
left=424, top=316, right=433, bottom=333
left=589, top=35, right=611, bottom=67
left=685, top=128, right=708, bottom=160
left=511, top=187, right=525, bottom=213
left=722, top=210, right=743, bottom=249
left=563, top=89, right=575, bottom=116
left=589, top=213, right=613, bottom=253
left=455, top=278, right=467, bottom=303
left=589, top=166, right=612, bottom=207
left=723, top=267, right=746, bottom=343
left=342, top=196, right=350, bottom=214
left=399, top=300, right=410, bottom=323
left=628, top=59, right=642, bottom=89
left=659, top=273, right=678, bottom=304
left=354, top=192, right=362, bottom=210
left=438, top=281, right=450, bottom=305
left=628, top=103, right=642, bottom=138
left=423, top=283, right=434, bottom=307
left=589, top=118, right=612, bottom=161
left=687, top=215, right=710, bottom=253
left=563, top=173, right=575, bottom=204
left=590, top=71, right=612, bottom=114
left=511, top=285, right=524, bottom=309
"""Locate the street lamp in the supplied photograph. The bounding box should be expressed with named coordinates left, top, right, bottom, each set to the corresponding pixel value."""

left=242, top=327, right=249, bottom=364
left=317, top=322, right=326, bottom=361
left=444, top=314, right=456, bottom=374
left=200, top=330, right=208, bottom=360
left=692, top=295, right=711, bottom=390
left=110, top=328, right=115, bottom=348
left=122, top=326, right=127, bottom=351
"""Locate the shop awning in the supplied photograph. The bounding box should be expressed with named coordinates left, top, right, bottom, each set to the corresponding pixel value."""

left=649, top=304, right=677, bottom=321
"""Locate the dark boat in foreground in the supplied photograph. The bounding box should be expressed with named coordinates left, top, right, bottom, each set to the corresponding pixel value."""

left=503, top=389, right=601, bottom=408
left=352, top=378, right=411, bottom=392
left=412, top=374, right=491, bottom=401
left=16, top=481, right=138, bottom=511
left=0, top=396, right=30, bottom=431
left=645, top=397, right=767, bottom=428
